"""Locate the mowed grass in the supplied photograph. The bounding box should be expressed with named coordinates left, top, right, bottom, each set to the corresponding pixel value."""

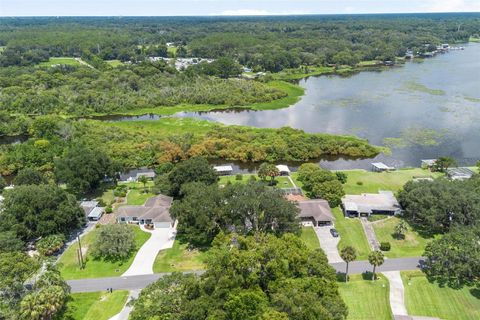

left=342, top=168, right=443, bottom=194
left=153, top=240, right=207, bottom=273
left=338, top=274, right=392, bottom=320
left=300, top=227, right=320, bottom=250
left=57, top=291, right=129, bottom=320
left=332, top=208, right=371, bottom=260
left=58, top=225, right=151, bottom=280
left=39, top=57, right=81, bottom=67
left=106, top=59, right=124, bottom=67
left=402, top=271, right=480, bottom=320
left=372, top=217, right=434, bottom=258
left=218, top=174, right=294, bottom=189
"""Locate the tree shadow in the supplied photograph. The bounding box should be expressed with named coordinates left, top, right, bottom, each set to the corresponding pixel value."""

left=362, top=271, right=374, bottom=281
left=391, top=233, right=405, bottom=240
left=336, top=272, right=347, bottom=282
left=470, top=288, right=480, bottom=300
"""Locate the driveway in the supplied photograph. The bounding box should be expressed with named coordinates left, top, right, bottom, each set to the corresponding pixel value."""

left=122, top=226, right=176, bottom=276
left=314, top=226, right=343, bottom=263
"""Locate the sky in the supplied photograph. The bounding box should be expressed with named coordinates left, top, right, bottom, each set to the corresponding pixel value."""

left=1, top=0, right=479, bottom=17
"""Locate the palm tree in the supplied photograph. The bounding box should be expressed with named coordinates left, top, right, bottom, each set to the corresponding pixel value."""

left=368, top=250, right=384, bottom=281
left=138, top=175, right=149, bottom=193
left=394, top=220, right=408, bottom=239
left=340, top=246, right=357, bottom=282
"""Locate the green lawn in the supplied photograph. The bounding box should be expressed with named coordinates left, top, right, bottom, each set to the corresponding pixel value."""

left=338, top=274, right=392, bottom=320
left=57, top=291, right=128, bottom=320
left=58, top=225, right=151, bottom=280
left=332, top=208, right=371, bottom=260
left=106, top=59, right=123, bottom=67
left=402, top=271, right=480, bottom=320
left=118, top=181, right=155, bottom=205
left=342, top=168, right=443, bottom=194
left=300, top=227, right=320, bottom=250
left=372, top=217, right=434, bottom=258
left=218, top=174, right=294, bottom=189
left=153, top=240, right=207, bottom=273
left=39, top=57, right=81, bottom=67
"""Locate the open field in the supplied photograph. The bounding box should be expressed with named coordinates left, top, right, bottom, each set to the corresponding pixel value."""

left=402, top=271, right=480, bottom=320
left=153, top=240, right=207, bottom=273
left=58, top=225, right=151, bottom=280
left=338, top=274, right=392, bottom=320
left=341, top=168, right=443, bottom=194
left=106, top=59, right=124, bottom=67
left=38, top=57, right=81, bottom=67
left=57, top=291, right=128, bottom=320
left=218, top=174, right=294, bottom=189
left=373, top=217, right=435, bottom=258
left=300, top=227, right=320, bottom=250
left=332, top=208, right=371, bottom=260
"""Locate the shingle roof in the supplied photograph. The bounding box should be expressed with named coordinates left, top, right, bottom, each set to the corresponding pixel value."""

left=297, top=200, right=334, bottom=222
left=116, top=195, right=173, bottom=223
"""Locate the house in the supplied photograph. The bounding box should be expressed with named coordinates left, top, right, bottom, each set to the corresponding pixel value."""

left=120, top=168, right=156, bottom=182
left=421, top=159, right=437, bottom=169
left=276, top=165, right=291, bottom=176
left=371, top=162, right=395, bottom=172
left=87, top=207, right=104, bottom=221
left=80, top=200, right=99, bottom=216
left=341, top=191, right=401, bottom=217
left=446, top=167, right=474, bottom=181
left=213, top=165, right=233, bottom=176
left=297, top=199, right=335, bottom=226
left=136, top=171, right=156, bottom=181
left=116, top=194, right=174, bottom=228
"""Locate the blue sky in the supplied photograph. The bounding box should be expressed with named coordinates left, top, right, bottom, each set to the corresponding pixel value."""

left=1, top=0, right=479, bottom=16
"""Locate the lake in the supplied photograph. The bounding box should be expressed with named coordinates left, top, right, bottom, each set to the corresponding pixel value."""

left=178, top=43, right=480, bottom=169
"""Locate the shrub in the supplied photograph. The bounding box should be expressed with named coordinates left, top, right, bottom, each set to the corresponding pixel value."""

left=235, top=174, right=243, bottom=181
left=356, top=181, right=363, bottom=186
left=249, top=175, right=257, bottom=182
left=380, top=242, right=391, bottom=251
left=105, top=206, right=113, bottom=214
left=36, top=234, right=66, bottom=256
left=91, top=224, right=136, bottom=261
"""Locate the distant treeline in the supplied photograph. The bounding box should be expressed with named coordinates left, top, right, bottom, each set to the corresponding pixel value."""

left=0, top=14, right=479, bottom=70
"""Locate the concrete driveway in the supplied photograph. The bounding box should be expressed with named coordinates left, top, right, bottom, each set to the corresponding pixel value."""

left=122, top=226, right=176, bottom=276
left=314, top=226, right=343, bottom=263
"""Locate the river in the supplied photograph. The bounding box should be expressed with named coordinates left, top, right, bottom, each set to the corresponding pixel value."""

left=177, top=43, right=480, bottom=169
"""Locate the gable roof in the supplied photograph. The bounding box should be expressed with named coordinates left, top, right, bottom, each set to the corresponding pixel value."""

left=116, top=194, right=173, bottom=223
left=297, top=199, right=334, bottom=222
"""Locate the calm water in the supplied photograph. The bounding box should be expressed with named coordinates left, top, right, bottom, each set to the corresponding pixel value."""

left=178, top=43, right=480, bottom=169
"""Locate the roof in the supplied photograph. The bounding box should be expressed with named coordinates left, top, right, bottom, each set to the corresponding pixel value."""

left=297, top=200, right=335, bottom=222
left=446, top=167, right=474, bottom=177
left=116, top=194, right=174, bottom=223
left=136, top=172, right=156, bottom=179
left=88, top=207, right=104, bottom=219
left=80, top=200, right=99, bottom=215
left=276, top=165, right=291, bottom=173
left=213, top=165, right=233, bottom=172
left=371, top=162, right=394, bottom=170
left=342, top=191, right=401, bottom=214
left=421, top=159, right=437, bottom=166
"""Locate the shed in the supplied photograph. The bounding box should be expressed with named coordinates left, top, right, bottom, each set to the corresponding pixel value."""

left=88, top=207, right=104, bottom=221
left=371, top=162, right=395, bottom=172
left=297, top=200, right=335, bottom=226
left=213, top=165, right=233, bottom=175
left=276, top=165, right=291, bottom=176
left=421, top=159, right=437, bottom=169
left=446, top=167, right=474, bottom=181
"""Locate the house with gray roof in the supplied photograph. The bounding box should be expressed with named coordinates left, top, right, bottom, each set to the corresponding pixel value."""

left=446, top=167, right=474, bottom=181
left=116, top=194, right=174, bottom=228
left=341, top=191, right=401, bottom=217
left=297, top=199, right=334, bottom=226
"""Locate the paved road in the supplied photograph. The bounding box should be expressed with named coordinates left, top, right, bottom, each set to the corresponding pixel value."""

left=68, top=257, right=424, bottom=293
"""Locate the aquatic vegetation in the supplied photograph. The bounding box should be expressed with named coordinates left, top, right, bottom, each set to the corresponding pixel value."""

left=464, top=96, right=480, bottom=103
left=402, top=81, right=446, bottom=96
left=383, top=127, right=446, bottom=148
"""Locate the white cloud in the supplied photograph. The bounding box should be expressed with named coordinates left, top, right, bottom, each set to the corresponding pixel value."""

left=215, top=9, right=311, bottom=16
left=424, top=0, right=480, bottom=12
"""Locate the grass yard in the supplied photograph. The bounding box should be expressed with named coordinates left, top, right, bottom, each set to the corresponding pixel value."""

left=402, top=271, right=480, bottom=320
left=300, top=227, right=320, bottom=250
left=106, top=59, right=124, bottom=67
left=332, top=208, right=371, bottom=260
left=57, top=291, right=128, bottom=320
left=39, top=57, right=81, bottom=67
left=218, top=174, right=294, bottom=189
left=338, top=274, right=392, bottom=320
left=342, top=168, right=443, bottom=194
left=58, top=225, right=151, bottom=280
left=372, top=217, right=434, bottom=258
left=153, top=240, right=207, bottom=273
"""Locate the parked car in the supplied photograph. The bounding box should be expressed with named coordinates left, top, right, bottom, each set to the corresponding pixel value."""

left=330, top=228, right=339, bottom=237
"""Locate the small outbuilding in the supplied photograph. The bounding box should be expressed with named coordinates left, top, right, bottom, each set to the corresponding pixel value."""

left=87, top=207, right=104, bottom=221
left=276, top=165, right=291, bottom=176
left=446, top=167, right=474, bottom=181
left=80, top=200, right=99, bottom=216
left=213, top=165, right=233, bottom=175
left=421, top=159, right=437, bottom=169
left=371, top=162, right=395, bottom=172
left=297, top=199, right=335, bottom=226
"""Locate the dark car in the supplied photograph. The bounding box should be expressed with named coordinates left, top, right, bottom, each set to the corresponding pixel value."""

left=330, top=228, right=339, bottom=237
